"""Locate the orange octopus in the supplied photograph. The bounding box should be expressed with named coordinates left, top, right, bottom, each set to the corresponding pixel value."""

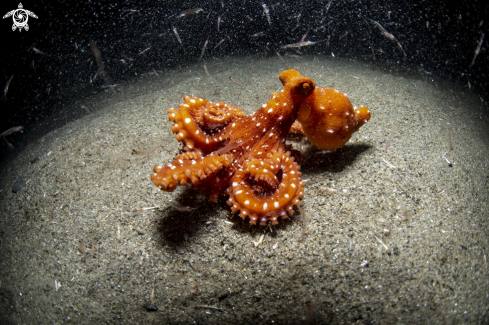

left=151, top=69, right=370, bottom=225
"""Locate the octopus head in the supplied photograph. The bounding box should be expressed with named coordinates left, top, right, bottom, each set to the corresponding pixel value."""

left=279, top=69, right=316, bottom=100
left=297, top=87, right=371, bottom=150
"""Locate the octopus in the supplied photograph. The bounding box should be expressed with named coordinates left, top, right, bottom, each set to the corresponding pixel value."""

left=151, top=69, right=370, bottom=226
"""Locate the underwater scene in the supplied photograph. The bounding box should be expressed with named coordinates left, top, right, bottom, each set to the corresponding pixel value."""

left=0, top=1, right=488, bottom=324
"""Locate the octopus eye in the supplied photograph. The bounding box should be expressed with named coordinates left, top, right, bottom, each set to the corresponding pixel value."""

left=298, top=82, right=313, bottom=95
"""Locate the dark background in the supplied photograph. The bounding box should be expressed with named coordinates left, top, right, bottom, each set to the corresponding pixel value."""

left=0, top=0, right=487, bottom=159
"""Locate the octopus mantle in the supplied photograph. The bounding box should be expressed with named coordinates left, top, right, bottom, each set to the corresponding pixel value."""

left=151, top=69, right=370, bottom=226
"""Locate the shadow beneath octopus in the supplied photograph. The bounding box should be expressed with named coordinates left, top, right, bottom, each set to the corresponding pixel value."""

left=299, top=143, right=372, bottom=175
left=155, top=192, right=297, bottom=247
left=155, top=189, right=214, bottom=248
left=156, top=193, right=299, bottom=247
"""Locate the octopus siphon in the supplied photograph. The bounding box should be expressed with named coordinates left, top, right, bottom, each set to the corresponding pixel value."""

left=150, top=69, right=370, bottom=226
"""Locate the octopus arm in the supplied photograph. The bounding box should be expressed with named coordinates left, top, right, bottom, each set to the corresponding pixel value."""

left=151, top=152, right=233, bottom=192
left=168, top=96, right=246, bottom=153
left=226, top=149, right=304, bottom=225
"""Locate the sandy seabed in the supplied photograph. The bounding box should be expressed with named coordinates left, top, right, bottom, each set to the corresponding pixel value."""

left=1, top=56, right=488, bottom=324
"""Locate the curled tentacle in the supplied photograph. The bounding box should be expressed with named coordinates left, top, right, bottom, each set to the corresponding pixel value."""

left=199, top=105, right=240, bottom=129
left=226, top=149, right=304, bottom=226
left=168, top=96, right=246, bottom=153
left=151, top=152, right=233, bottom=192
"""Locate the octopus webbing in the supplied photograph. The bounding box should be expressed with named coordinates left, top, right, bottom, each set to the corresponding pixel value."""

left=151, top=69, right=370, bottom=226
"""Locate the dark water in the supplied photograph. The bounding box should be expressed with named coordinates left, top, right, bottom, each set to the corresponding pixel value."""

left=0, top=0, right=488, bottom=153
